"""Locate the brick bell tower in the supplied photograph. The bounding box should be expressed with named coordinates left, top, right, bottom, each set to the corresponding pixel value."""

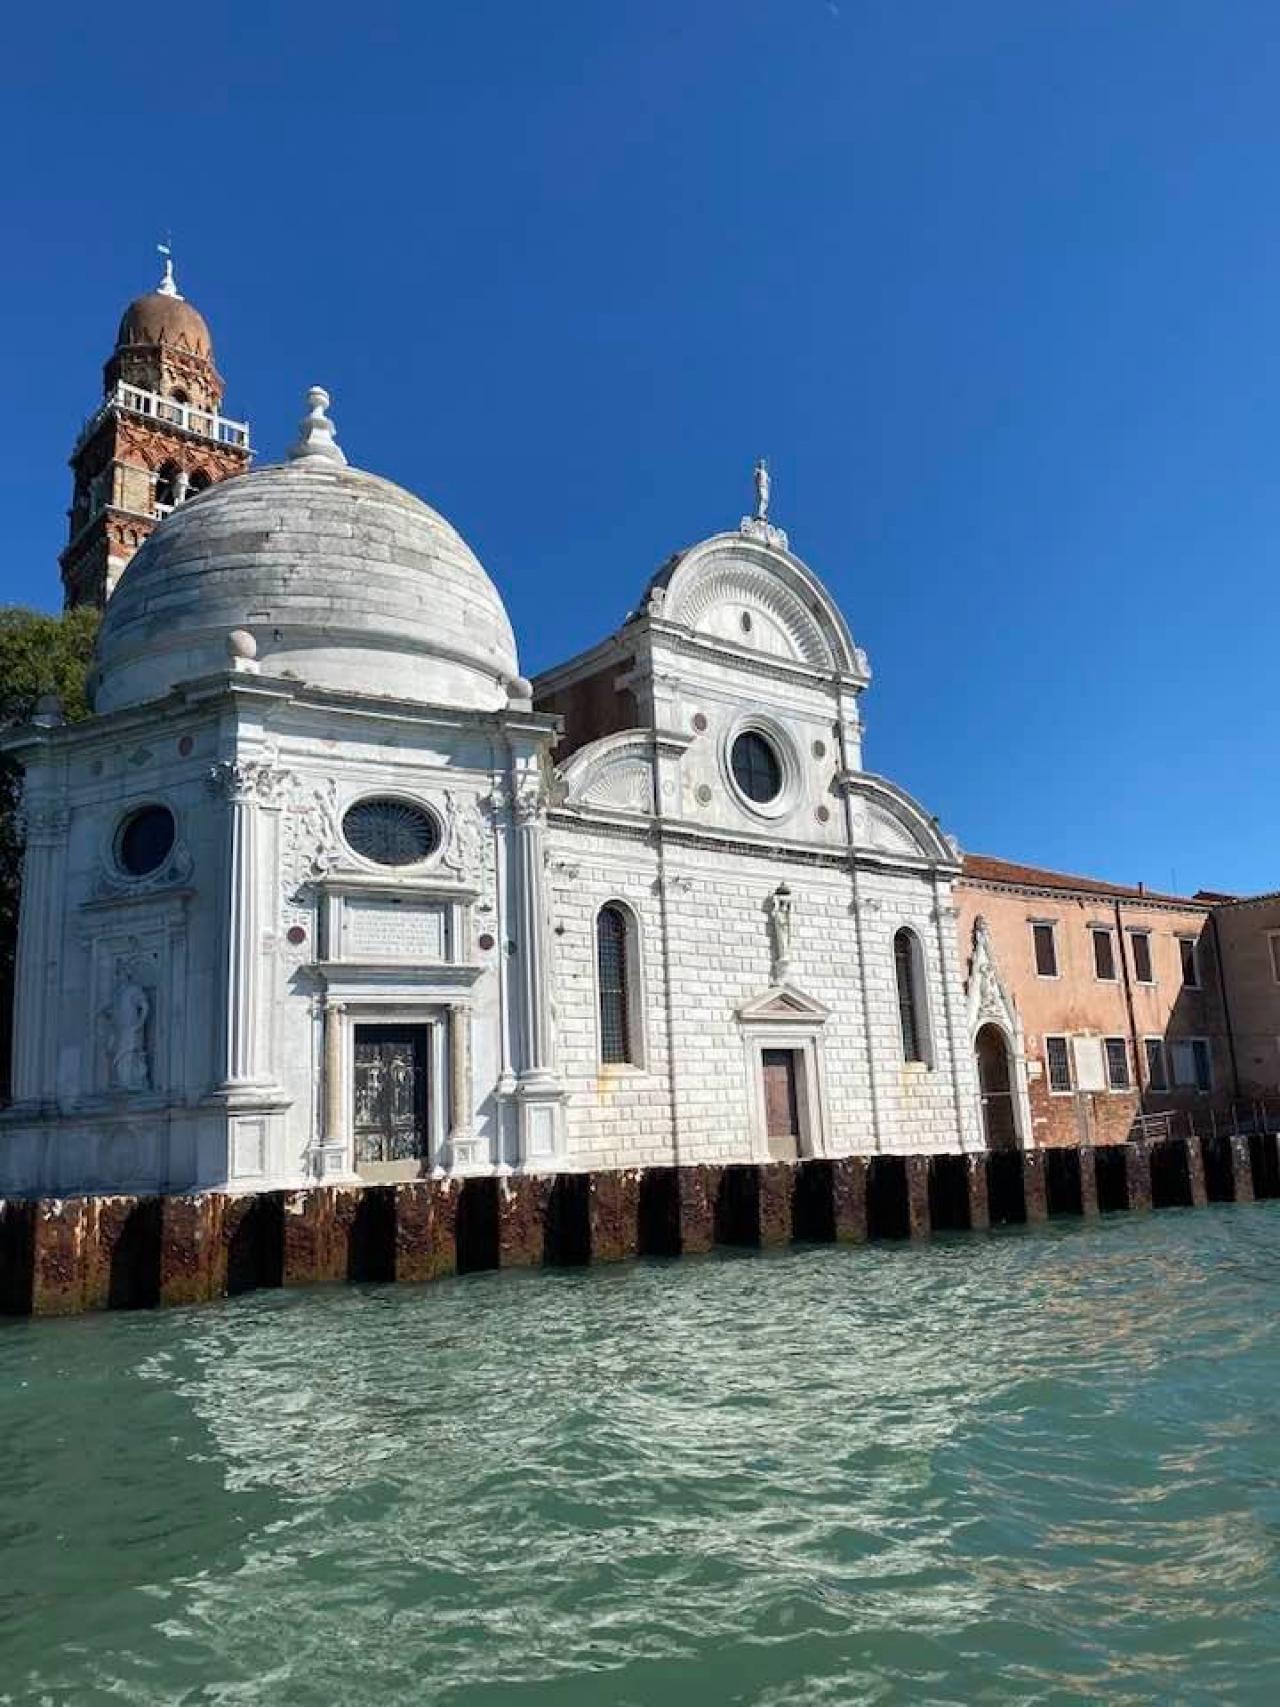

left=60, top=249, right=252, bottom=608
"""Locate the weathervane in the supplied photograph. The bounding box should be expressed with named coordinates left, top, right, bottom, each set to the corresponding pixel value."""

left=156, top=235, right=181, bottom=299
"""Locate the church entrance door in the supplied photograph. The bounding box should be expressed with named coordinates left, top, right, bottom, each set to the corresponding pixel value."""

left=762, top=1048, right=801, bottom=1161
left=976, top=1023, right=1018, bottom=1151
left=353, top=1025, right=428, bottom=1170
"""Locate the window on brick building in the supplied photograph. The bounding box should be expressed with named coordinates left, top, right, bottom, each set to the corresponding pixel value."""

left=1045, top=1034, right=1073, bottom=1093
left=1104, top=1037, right=1131, bottom=1090
left=154, top=461, right=181, bottom=509
left=1178, top=936, right=1201, bottom=989
left=1268, top=932, right=1280, bottom=984
left=596, top=903, right=637, bottom=1066
left=894, top=928, right=930, bottom=1065
left=1128, top=931, right=1154, bottom=984
left=1031, top=921, right=1058, bottom=977
left=1091, top=927, right=1117, bottom=981
left=1144, top=1037, right=1168, bottom=1091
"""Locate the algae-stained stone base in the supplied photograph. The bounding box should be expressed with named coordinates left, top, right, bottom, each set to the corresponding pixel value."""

left=589, top=1171, right=641, bottom=1264
left=282, top=1188, right=345, bottom=1288
left=831, top=1157, right=868, bottom=1243
left=678, top=1166, right=720, bottom=1256
left=1078, top=1147, right=1100, bottom=1216
left=1229, top=1135, right=1255, bottom=1204
left=160, top=1194, right=221, bottom=1307
left=498, top=1174, right=552, bottom=1268
left=1125, top=1141, right=1153, bottom=1212
left=396, top=1179, right=459, bottom=1284
left=1022, top=1151, right=1048, bottom=1222
left=965, top=1154, right=990, bottom=1230
left=31, top=1198, right=92, bottom=1317
left=757, top=1163, right=795, bottom=1248
left=905, top=1156, right=931, bottom=1240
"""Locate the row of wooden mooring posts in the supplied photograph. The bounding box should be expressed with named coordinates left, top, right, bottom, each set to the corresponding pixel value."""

left=2, top=1132, right=1278, bottom=1318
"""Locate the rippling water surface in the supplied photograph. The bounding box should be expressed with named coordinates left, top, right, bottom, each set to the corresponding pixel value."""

left=4, top=1207, right=1280, bottom=1704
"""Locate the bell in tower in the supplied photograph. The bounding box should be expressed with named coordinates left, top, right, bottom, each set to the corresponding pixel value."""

left=60, top=248, right=252, bottom=609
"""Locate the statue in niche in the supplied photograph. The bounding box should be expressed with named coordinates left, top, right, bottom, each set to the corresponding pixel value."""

left=101, top=976, right=151, bottom=1092
left=766, top=883, right=794, bottom=983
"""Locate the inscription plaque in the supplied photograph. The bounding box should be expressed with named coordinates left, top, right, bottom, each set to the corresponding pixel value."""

left=343, top=898, right=446, bottom=961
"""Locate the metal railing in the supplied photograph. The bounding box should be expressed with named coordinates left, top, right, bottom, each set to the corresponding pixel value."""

left=75, top=382, right=250, bottom=452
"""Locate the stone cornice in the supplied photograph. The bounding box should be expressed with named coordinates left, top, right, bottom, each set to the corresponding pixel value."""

left=957, top=874, right=1211, bottom=917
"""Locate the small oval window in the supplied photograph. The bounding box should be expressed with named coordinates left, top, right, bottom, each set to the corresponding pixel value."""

left=117, top=805, right=176, bottom=877
left=731, top=731, right=783, bottom=804
left=343, top=798, right=440, bottom=866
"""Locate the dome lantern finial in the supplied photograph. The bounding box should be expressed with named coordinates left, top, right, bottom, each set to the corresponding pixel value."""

left=287, top=386, right=348, bottom=466
left=156, top=237, right=182, bottom=299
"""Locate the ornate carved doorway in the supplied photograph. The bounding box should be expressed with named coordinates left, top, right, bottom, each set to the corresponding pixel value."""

left=975, top=1023, right=1018, bottom=1151
left=353, top=1025, right=428, bottom=1172
left=761, top=1048, right=801, bottom=1161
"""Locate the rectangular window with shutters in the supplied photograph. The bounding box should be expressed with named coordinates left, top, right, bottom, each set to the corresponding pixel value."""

left=1144, top=1037, right=1168, bottom=1092
left=1178, top=937, right=1201, bottom=989
left=1269, top=932, right=1280, bottom=985
left=1128, top=931, right=1154, bottom=984
left=1045, top=1034, right=1073, bottom=1093
left=1031, top=921, right=1058, bottom=977
left=1104, top=1037, right=1131, bottom=1090
left=1171, top=1037, right=1213, bottom=1091
left=1091, top=927, right=1117, bottom=981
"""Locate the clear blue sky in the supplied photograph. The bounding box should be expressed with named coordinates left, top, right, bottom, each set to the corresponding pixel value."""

left=3, top=1, right=1278, bottom=895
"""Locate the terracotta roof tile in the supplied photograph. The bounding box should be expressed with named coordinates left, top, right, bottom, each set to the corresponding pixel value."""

left=960, top=853, right=1203, bottom=908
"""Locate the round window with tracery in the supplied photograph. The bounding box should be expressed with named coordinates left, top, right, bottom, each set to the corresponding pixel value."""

left=730, top=731, right=783, bottom=804
left=342, top=798, right=440, bottom=866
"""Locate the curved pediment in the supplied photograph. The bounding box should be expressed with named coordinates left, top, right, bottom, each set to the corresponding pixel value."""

left=641, top=532, right=868, bottom=681
left=557, top=731, right=656, bottom=816
left=844, top=772, right=960, bottom=866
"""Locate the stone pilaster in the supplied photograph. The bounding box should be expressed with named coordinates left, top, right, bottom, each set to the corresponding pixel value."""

left=511, top=783, right=564, bottom=1166
left=10, top=796, right=69, bottom=1107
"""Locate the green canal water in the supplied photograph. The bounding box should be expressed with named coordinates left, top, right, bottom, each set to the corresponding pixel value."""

left=3, top=1207, right=1280, bottom=1705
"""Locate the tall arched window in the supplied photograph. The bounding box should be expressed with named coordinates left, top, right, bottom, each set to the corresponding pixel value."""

left=894, top=928, right=929, bottom=1064
left=154, top=461, right=181, bottom=509
left=597, top=904, right=634, bottom=1065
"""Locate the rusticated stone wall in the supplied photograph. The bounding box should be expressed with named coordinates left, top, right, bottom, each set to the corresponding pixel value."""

left=2, top=1136, right=1277, bottom=1320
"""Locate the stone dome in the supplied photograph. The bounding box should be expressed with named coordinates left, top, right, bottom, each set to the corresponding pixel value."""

left=115, top=291, right=214, bottom=360
left=93, top=392, right=521, bottom=714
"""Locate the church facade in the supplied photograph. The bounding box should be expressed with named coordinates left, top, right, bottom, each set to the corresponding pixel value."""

left=0, top=268, right=987, bottom=1196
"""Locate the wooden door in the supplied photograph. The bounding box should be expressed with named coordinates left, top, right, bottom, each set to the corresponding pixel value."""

left=353, top=1025, right=427, bottom=1166
left=762, top=1048, right=801, bottom=1161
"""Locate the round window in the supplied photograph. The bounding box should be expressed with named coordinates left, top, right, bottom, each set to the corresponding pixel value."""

left=731, top=731, right=783, bottom=804
left=343, top=798, right=440, bottom=866
left=117, top=805, right=176, bottom=877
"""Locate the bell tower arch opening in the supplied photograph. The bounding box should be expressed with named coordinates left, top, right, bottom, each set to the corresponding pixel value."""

left=60, top=247, right=252, bottom=610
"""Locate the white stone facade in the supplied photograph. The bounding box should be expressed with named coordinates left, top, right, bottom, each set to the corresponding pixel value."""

left=0, top=403, right=984, bottom=1195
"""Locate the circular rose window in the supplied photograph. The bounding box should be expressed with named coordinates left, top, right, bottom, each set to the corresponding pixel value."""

left=116, top=805, right=176, bottom=877
left=730, top=731, right=783, bottom=804
left=342, top=798, right=440, bottom=866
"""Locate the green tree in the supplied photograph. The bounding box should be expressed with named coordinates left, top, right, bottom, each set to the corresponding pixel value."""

left=0, top=605, right=99, bottom=1099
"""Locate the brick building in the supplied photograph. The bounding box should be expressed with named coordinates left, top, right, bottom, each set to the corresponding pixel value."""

left=60, top=254, right=251, bottom=609
left=954, top=855, right=1246, bottom=1149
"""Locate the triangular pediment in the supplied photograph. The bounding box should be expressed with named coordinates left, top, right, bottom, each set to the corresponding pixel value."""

left=737, top=983, right=831, bottom=1024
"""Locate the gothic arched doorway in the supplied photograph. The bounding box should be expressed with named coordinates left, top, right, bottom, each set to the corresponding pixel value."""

left=976, top=1023, right=1018, bottom=1151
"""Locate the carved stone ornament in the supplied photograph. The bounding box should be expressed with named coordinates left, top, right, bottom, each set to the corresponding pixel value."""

left=738, top=514, right=790, bottom=551
left=92, top=838, right=194, bottom=900
left=966, top=915, right=1018, bottom=1036
left=441, top=790, right=491, bottom=887
left=766, top=883, right=795, bottom=982
left=99, top=964, right=151, bottom=1092
left=15, top=799, right=71, bottom=844
left=206, top=757, right=287, bottom=805
left=513, top=782, right=548, bottom=825
left=278, top=772, right=340, bottom=953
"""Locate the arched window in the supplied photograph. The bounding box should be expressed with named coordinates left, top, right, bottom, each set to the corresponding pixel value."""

left=188, top=469, right=212, bottom=496
left=894, top=928, right=929, bottom=1065
left=597, top=904, right=635, bottom=1065
left=154, top=461, right=181, bottom=509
